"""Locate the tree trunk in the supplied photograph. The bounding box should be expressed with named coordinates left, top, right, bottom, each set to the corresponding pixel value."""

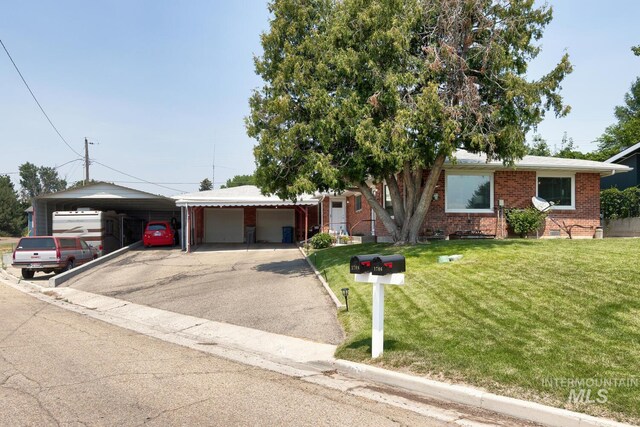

left=357, top=182, right=400, bottom=241
left=357, top=154, right=446, bottom=245
left=406, top=154, right=447, bottom=243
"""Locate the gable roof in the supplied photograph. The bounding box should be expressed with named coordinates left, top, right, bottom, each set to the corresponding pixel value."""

left=35, top=182, right=170, bottom=200
left=173, top=185, right=318, bottom=207
left=604, top=141, right=640, bottom=164
left=449, top=150, right=631, bottom=176
left=33, top=182, right=177, bottom=211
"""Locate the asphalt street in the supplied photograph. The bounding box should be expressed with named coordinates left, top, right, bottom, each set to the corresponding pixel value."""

left=0, top=282, right=449, bottom=426
left=60, top=246, right=344, bottom=344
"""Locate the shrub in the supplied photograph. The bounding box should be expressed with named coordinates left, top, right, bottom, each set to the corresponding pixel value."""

left=601, top=187, right=640, bottom=219
left=310, top=232, right=333, bottom=249
left=506, top=208, right=547, bottom=237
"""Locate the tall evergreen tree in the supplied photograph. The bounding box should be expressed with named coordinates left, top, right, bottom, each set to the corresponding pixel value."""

left=0, top=175, right=24, bottom=236
left=199, top=178, right=213, bottom=191
left=248, top=0, right=572, bottom=243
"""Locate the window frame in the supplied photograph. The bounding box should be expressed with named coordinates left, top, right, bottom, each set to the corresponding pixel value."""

left=444, top=170, right=495, bottom=214
left=536, top=172, right=575, bottom=210
left=354, top=195, right=362, bottom=212
left=383, top=184, right=394, bottom=218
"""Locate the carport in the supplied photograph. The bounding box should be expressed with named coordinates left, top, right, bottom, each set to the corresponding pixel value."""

left=174, top=186, right=319, bottom=252
left=32, top=182, right=180, bottom=247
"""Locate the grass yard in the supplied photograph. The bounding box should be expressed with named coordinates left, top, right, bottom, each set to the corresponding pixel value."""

left=311, top=239, right=640, bottom=422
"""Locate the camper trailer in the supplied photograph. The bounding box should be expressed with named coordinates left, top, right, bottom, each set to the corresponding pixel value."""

left=52, top=209, right=122, bottom=256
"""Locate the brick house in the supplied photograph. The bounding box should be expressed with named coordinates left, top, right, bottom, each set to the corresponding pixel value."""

left=320, top=150, right=631, bottom=240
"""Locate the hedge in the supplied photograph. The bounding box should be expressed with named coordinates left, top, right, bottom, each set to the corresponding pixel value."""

left=601, top=187, right=640, bottom=219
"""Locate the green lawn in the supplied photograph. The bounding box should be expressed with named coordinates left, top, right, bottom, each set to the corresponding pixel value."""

left=311, top=239, right=640, bottom=422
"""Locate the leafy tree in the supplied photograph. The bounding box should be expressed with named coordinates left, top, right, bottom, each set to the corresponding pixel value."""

left=39, top=166, right=67, bottom=194
left=527, top=134, right=552, bottom=157
left=0, top=175, right=25, bottom=236
left=554, top=132, right=590, bottom=159
left=18, top=162, right=67, bottom=201
left=220, top=174, right=255, bottom=189
left=248, top=0, right=572, bottom=243
left=69, top=179, right=101, bottom=189
left=597, top=46, right=640, bottom=159
left=199, top=178, right=213, bottom=191
left=19, top=162, right=41, bottom=200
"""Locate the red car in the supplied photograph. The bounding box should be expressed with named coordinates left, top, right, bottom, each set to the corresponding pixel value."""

left=143, top=221, right=175, bottom=247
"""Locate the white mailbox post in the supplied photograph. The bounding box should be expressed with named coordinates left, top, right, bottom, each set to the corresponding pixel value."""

left=351, top=255, right=406, bottom=358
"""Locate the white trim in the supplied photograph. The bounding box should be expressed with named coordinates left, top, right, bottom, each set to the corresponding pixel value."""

left=448, top=149, right=631, bottom=177
left=445, top=170, right=494, bottom=214
left=354, top=194, right=363, bottom=212
left=382, top=183, right=394, bottom=219
left=329, top=196, right=347, bottom=232
left=604, top=141, right=640, bottom=164
left=536, top=172, right=576, bottom=211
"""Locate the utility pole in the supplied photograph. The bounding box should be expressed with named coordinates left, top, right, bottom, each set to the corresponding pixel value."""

left=84, top=137, right=93, bottom=185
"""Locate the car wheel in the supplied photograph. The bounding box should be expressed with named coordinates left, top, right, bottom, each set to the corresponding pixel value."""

left=66, top=260, right=75, bottom=272
left=21, top=269, right=34, bottom=279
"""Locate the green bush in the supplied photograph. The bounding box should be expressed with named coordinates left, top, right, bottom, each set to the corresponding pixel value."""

left=506, top=208, right=547, bottom=237
left=310, top=232, right=333, bottom=249
left=601, top=187, right=640, bottom=219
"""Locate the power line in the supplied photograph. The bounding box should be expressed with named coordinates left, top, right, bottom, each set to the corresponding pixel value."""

left=0, top=38, right=82, bottom=158
left=54, top=158, right=84, bottom=169
left=92, top=160, right=185, bottom=193
left=110, top=181, right=201, bottom=185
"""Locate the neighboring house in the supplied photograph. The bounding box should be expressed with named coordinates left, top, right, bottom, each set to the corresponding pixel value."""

left=31, top=182, right=180, bottom=244
left=321, top=150, right=631, bottom=240
left=174, top=185, right=319, bottom=252
left=601, top=141, right=640, bottom=190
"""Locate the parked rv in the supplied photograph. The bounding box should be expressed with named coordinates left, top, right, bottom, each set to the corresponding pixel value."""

left=12, top=236, right=95, bottom=279
left=52, top=209, right=122, bottom=256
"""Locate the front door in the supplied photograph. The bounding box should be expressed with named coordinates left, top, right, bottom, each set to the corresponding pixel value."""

left=329, top=200, right=346, bottom=234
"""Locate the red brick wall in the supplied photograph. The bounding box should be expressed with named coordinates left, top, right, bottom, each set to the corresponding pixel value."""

left=346, top=194, right=373, bottom=235
left=321, top=197, right=331, bottom=232
left=363, top=170, right=601, bottom=239
left=244, top=207, right=256, bottom=227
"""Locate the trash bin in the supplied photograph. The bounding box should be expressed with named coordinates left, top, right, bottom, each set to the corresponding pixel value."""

left=245, top=226, right=256, bottom=244
left=282, top=226, right=294, bottom=243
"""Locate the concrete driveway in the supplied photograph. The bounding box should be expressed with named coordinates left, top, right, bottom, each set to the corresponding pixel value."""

left=63, top=245, right=344, bottom=344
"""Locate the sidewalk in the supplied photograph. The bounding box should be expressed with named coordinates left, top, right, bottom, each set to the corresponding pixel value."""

left=0, top=269, right=631, bottom=427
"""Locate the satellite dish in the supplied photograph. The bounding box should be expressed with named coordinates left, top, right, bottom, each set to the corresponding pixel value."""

left=532, top=196, right=553, bottom=212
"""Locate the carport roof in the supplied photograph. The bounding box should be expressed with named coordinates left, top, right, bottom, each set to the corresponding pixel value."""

left=34, top=182, right=178, bottom=211
left=173, top=185, right=318, bottom=207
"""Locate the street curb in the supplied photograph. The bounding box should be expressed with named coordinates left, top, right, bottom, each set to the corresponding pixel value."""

left=0, top=272, right=632, bottom=427
left=47, top=241, right=143, bottom=287
left=325, top=360, right=630, bottom=427
left=298, top=245, right=345, bottom=309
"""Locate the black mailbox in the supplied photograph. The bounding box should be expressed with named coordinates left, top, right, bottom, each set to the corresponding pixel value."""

left=350, top=254, right=381, bottom=274
left=371, top=255, right=406, bottom=276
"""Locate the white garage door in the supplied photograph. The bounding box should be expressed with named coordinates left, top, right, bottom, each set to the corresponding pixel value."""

left=205, top=208, right=244, bottom=243
left=257, top=209, right=294, bottom=243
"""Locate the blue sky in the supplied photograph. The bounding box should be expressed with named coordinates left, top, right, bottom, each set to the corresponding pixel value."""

left=1, top=1, right=638, bottom=196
